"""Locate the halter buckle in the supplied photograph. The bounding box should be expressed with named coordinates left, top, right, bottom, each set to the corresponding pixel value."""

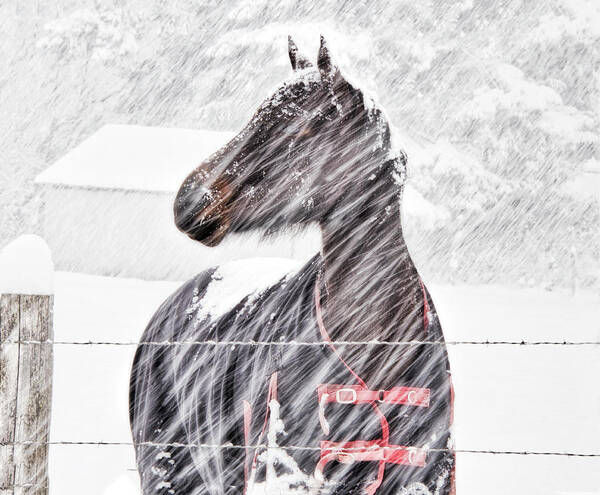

left=336, top=388, right=357, bottom=404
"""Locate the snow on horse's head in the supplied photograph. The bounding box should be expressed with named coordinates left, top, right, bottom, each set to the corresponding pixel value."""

left=174, top=35, right=406, bottom=246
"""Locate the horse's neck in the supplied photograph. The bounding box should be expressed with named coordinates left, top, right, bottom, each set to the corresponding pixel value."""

left=320, top=190, right=423, bottom=343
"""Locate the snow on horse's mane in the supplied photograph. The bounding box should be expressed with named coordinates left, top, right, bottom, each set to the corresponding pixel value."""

left=187, top=257, right=304, bottom=322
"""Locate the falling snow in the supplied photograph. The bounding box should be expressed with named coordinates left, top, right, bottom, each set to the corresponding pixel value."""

left=2, top=3, right=600, bottom=495
left=2, top=1, right=598, bottom=289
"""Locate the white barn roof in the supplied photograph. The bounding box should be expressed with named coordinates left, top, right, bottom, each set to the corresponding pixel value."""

left=35, top=124, right=235, bottom=192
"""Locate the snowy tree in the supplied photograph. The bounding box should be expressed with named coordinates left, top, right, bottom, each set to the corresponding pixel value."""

left=1, top=0, right=598, bottom=288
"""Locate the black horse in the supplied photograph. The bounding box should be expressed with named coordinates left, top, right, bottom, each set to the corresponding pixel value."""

left=130, top=36, right=455, bottom=495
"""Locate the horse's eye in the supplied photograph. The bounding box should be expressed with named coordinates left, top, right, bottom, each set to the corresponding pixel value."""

left=284, top=119, right=313, bottom=137
left=284, top=123, right=302, bottom=136
left=297, top=127, right=312, bottom=138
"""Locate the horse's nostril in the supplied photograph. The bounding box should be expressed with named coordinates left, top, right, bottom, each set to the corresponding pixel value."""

left=173, top=188, right=232, bottom=246
left=174, top=192, right=207, bottom=230
left=190, top=218, right=221, bottom=242
left=174, top=171, right=234, bottom=245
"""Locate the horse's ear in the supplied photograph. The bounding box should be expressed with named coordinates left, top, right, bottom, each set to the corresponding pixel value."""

left=317, top=35, right=339, bottom=82
left=288, top=35, right=313, bottom=71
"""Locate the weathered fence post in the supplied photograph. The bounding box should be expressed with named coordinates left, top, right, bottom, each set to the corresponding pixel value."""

left=0, top=235, right=54, bottom=495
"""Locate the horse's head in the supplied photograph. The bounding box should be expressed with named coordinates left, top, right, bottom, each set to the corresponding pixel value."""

left=174, top=36, right=405, bottom=246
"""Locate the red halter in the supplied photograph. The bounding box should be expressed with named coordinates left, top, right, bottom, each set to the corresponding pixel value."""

left=313, top=275, right=431, bottom=494
left=241, top=275, right=434, bottom=495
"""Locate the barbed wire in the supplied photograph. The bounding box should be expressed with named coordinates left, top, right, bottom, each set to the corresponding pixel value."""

left=1, top=439, right=599, bottom=457
left=3, top=339, right=598, bottom=486
left=2, top=339, right=599, bottom=347
left=2, top=484, right=48, bottom=490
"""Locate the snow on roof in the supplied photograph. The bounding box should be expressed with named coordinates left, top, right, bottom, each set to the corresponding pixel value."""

left=35, top=124, right=235, bottom=192
left=0, top=235, right=54, bottom=295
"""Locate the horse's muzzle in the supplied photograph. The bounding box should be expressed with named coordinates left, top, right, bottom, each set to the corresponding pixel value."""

left=173, top=181, right=232, bottom=246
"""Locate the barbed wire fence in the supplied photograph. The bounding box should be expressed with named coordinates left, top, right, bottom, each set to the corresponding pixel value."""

left=2, top=338, right=599, bottom=444
left=2, top=320, right=600, bottom=494
left=4, top=339, right=600, bottom=346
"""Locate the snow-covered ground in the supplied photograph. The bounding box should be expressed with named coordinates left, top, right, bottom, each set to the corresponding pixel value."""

left=49, top=266, right=600, bottom=495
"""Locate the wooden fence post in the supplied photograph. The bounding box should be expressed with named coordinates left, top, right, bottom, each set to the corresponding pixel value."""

left=0, top=236, right=54, bottom=495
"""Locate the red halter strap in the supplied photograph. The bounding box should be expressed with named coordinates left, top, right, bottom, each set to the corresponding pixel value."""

left=313, top=274, right=431, bottom=495
left=241, top=274, right=433, bottom=495
left=318, top=440, right=427, bottom=468
left=318, top=384, right=430, bottom=408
